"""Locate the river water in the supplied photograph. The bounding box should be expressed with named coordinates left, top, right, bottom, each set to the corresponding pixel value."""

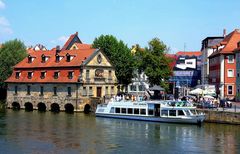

left=0, top=110, right=239, bottom=154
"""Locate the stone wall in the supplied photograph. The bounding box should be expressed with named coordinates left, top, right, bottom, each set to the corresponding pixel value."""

left=201, top=110, right=240, bottom=124
left=7, top=83, right=81, bottom=111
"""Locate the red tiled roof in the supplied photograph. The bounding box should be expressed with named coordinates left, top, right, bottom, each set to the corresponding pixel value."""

left=14, top=48, right=95, bottom=68
left=176, top=51, right=201, bottom=56
left=5, top=69, right=80, bottom=83
left=74, top=43, right=92, bottom=49
left=210, top=29, right=240, bottom=57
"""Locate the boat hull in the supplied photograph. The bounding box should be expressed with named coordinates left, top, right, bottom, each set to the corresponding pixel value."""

left=95, top=113, right=205, bottom=125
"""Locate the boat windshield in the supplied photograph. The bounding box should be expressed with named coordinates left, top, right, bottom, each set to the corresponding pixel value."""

left=190, top=110, right=197, bottom=115
left=184, top=110, right=191, bottom=116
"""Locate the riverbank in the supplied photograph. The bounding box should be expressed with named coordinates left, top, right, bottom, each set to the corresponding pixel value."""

left=199, top=109, right=240, bottom=125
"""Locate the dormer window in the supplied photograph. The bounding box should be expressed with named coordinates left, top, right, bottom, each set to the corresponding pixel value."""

left=56, top=54, right=60, bottom=63
left=41, top=54, right=46, bottom=63
left=27, top=72, right=33, bottom=79
left=68, top=71, right=74, bottom=79
left=28, top=55, right=33, bottom=63
left=66, top=53, right=71, bottom=62
left=15, top=72, right=20, bottom=79
left=54, top=71, right=59, bottom=79
left=40, top=71, right=46, bottom=79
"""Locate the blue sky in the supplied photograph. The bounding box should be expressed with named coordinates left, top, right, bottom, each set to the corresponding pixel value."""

left=1, top=0, right=240, bottom=53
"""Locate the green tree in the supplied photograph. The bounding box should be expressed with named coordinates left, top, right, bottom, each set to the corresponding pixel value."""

left=0, top=39, right=27, bottom=87
left=136, top=38, right=172, bottom=90
left=92, top=35, right=134, bottom=90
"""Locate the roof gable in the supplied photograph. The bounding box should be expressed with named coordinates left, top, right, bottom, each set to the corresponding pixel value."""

left=83, top=50, right=114, bottom=67
left=61, top=32, right=82, bottom=50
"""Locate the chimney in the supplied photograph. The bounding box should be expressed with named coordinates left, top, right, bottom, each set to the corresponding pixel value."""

left=223, top=29, right=226, bottom=37
left=56, top=45, right=61, bottom=53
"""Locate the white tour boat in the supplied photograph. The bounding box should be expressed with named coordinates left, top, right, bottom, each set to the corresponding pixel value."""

left=96, top=98, right=205, bottom=125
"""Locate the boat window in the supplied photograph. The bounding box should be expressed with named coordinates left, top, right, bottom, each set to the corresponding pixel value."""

left=140, top=109, right=146, bottom=115
left=148, top=109, right=154, bottom=115
left=190, top=110, right=197, bottom=115
left=97, top=109, right=104, bottom=112
left=134, top=108, right=139, bottom=114
left=110, top=107, right=114, bottom=113
left=178, top=110, right=185, bottom=116
left=169, top=110, right=176, bottom=116
left=127, top=108, right=133, bottom=114
left=115, top=108, right=120, bottom=113
left=184, top=110, right=190, bottom=116
left=121, top=108, right=126, bottom=114
left=161, top=110, right=168, bottom=116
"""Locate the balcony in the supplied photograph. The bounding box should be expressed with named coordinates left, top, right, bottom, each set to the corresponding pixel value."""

left=94, top=77, right=105, bottom=82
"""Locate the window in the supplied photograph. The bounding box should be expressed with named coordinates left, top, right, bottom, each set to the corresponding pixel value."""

left=88, top=87, right=93, bottom=96
left=148, top=109, right=154, bottom=115
left=86, top=70, right=90, bottom=79
left=15, top=72, right=20, bottom=79
left=68, top=71, right=73, bottom=79
left=127, top=108, right=133, bottom=114
left=134, top=108, right=139, bottom=114
left=56, top=55, right=60, bottom=62
left=28, top=56, right=32, bottom=63
left=130, top=85, right=136, bottom=91
left=105, top=86, right=108, bottom=95
left=108, top=70, right=112, bottom=79
left=121, top=108, right=126, bottom=114
left=54, top=72, right=59, bottom=79
left=228, top=85, right=233, bottom=95
left=115, top=108, right=120, bottom=113
left=40, top=72, right=46, bottom=79
left=169, top=110, right=176, bottom=116
left=53, top=87, right=57, bottom=96
left=27, top=72, right=33, bottom=79
left=14, top=86, right=18, bottom=94
left=138, top=85, right=145, bottom=91
left=40, top=86, right=44, bottom=96
left=83, top=87, right=87, bottom=96
left=140, top=109, right=146, bottom=115
left=178, top=110, right=185, bottom=116
left=27, top=85, right=31, bottom=95
left=67, top=87, right=71, bottom=96
left=41, top=55, right=46, bottom=63
left=227, top=69, right=234, bottom=77
left=161, top=110, right=168, bottom=116
left=110, top=107, right=115, bottom=113
left=66, top=53, right=71, bottom=62
left=227, top=55, right=234, bottom=63
left=111, top=86, right=114, bottom=95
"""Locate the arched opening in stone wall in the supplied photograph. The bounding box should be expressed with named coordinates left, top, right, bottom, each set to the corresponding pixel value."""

left=64, top=103, right=74, bottom=113
left=24, top=102, right=33, bottom=111
left=84, top=104, right=91, bottom=114
left=37, top=102, right=46, bottom=112
left=12, top=102, right=20, bottom=110
left=50, top=103, right=60, bottom=113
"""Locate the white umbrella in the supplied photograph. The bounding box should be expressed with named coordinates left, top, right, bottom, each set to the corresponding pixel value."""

left=189, top=88, right=205, bottom=95
left=203, top=95, right=214, bottom=99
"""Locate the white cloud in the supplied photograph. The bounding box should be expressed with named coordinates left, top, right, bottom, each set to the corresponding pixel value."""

left=0, top=0, right=5, bottom=10
left=0, top=16, right=9, bottom=26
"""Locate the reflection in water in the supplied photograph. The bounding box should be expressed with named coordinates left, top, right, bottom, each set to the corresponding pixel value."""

left=0, top=110, right=239, bottom=153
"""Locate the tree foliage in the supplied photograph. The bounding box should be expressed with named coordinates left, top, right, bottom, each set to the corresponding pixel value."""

left=0, top=39, right=27, bottom=87
left=92, top=35, right=134, bottom=88
left=134, top=38, right=172, bottom=90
